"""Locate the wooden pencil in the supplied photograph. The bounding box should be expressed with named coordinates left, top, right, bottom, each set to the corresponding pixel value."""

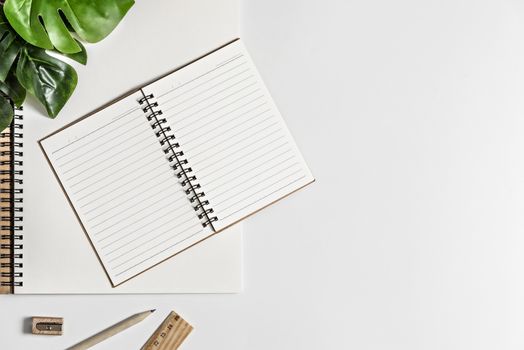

left=68, top=309, right=155, bottom=350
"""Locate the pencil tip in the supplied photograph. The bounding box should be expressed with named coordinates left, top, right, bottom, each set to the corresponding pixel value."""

left=151, top=309, right=156, bottom=313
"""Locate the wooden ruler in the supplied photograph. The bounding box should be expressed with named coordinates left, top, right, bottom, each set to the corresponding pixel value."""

left=141, top=311, right=193, bottom=350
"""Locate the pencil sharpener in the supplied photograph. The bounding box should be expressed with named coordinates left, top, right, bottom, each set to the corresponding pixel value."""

left=31, top=317, right=63, bottom=336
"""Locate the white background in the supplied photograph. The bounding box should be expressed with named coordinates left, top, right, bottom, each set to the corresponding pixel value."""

left=3, top=0, right=524, bottom=349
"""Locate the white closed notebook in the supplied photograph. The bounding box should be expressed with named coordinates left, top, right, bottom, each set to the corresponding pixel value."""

left=41, top=39, right=314, bottom=287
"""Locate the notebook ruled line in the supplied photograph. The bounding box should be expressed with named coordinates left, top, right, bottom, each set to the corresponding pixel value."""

left=92, top=192, right=175, bottom=236
left=200, top=142, right=289, bottom=182
left=106, top=213, right=199, bottom=264
left=51, top=105, right=141, bottom=155
left=170, top=86, right=260, bottom=126
left=70, top=148, right=161, bottom=188
left=103, top=209, right=189, bottom=254
left=112, top=224, right=200, bottom=270
left=98, top=201, right=193, bottom=248
left=193, top=123, right=280, bottom=165
left=62, top=137, right=157, bottom=176
left=78, top=165, right=168, bottom=207
left=104, top=221, right=185, bottom=257
left=74, top=157, right=161, bottom=197
left=217, top=53, right=244, bottom=68
left=100, top=200, right=191, bottom=251
left=81, top=172, right=171, bottom=211
left=96, top=193, right=189, bottom=242
left=177, top=95, right=265, bottom=137
left=197, top=134, right=286, bottom=174
left=60, top=132, right=152, bottom=173
left=188, top=113, right=274, bottom=159
left=65, top=140, right=159, bottom=182
left=86, top=178, right=174, bottom=226
left=55, top=114, right=145, bottom=165
left=162, top=70, right=252, bottom=110
left=207, top=154, right=296, bottom=193
left=155, top=54, right=244, bottom=99
left=158, top=62, right=248, bottom=104
left=220, top=175, right=307, bottom=221
left=89, top=182, right=179, bottom=228
left=212, top=164, right=301, bottom=205
left=113, top=230, right=203, bottom=277
left=163, top=74, right=254, bottom=113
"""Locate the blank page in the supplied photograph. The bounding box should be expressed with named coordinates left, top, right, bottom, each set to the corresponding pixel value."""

left=143, top=40, right=314, bottom=230
left=40, top=92, right=208, bottom=286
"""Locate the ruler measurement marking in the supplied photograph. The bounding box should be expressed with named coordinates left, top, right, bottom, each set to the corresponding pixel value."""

left=142, top=311, right=193, bottom=350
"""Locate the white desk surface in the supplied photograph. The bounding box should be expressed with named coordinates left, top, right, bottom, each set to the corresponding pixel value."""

left=3, top=0, right=524, bottom=349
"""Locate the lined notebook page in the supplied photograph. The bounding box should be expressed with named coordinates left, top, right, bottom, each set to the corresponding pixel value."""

left=143, top=40, right=314, bottom=230
left=40, top=93, right=207, bottom=286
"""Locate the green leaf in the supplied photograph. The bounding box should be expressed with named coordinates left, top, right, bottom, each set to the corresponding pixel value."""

left=60, top=39, right=87, bottom=65
left=0, top=70, right=26, bottom=107
left=0, top=94, right=14, bottom=132
left=16, top=46, right=77, bottom=117
left=0, top=9, right=23, bottom=81
left=3, top=0, right=135, bottom=54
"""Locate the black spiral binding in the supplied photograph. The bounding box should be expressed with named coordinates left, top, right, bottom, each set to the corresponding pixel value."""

left=138, top=92, right=218, bottom=229
left=0, top=105, right=23, bottom=290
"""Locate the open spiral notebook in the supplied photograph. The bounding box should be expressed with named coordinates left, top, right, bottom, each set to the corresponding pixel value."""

left=40, top=39, right=314, bottom=287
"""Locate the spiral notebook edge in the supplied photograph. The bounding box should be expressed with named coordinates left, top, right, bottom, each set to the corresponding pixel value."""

left=0, top=106, right=24, bottom=294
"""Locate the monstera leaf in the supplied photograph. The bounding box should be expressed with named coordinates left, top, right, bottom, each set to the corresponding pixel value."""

left=0, top=9, right=23, bottom=81
left=3, top=0, right=135, bottom=53
left=16, top=46, right=77, bottom=117
left=62, top=39, right=87, bottom=65
left=0, top=7, right=23, bottom=129
left=0, top=6, right=23, bottom=131
left=0, top=70, right=26, bottom=107
left=0, top=93, right=13, bottom=133
left=1, top=5, right=79, bottom=118
left=0, top=0, right=133, bottom=121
